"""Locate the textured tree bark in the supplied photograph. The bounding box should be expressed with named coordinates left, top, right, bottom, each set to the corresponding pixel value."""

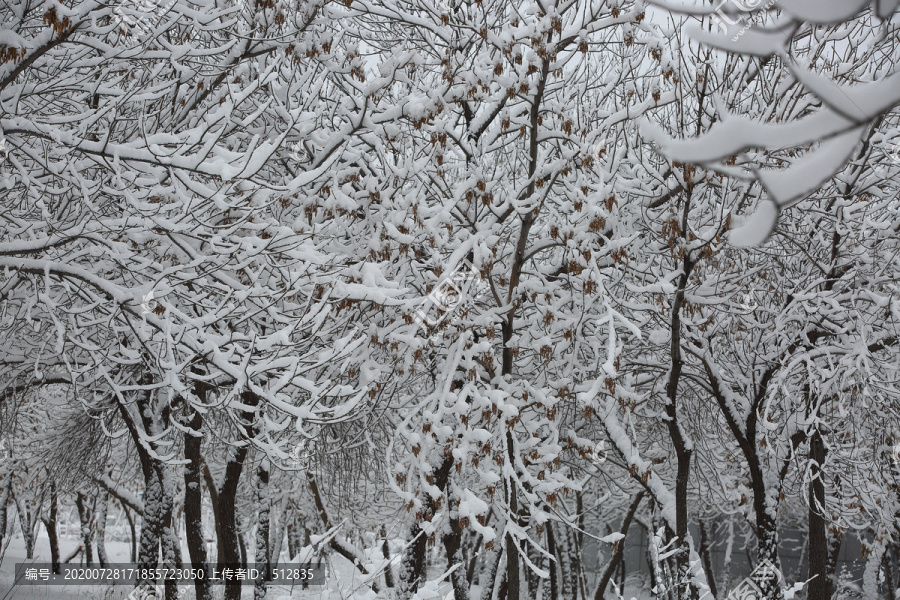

left=478, top=548, right=504, bottom=600
left=41, top=482, right=60, bottom=574
left=160, top=481, right=181, bottom=600
left=95, top=488, right=109, bottom=567
left=556, top=525, right=573, bottom=600
left=117, top=386, right=169, bottom=593
left=183, top=401, right=212, bottom=600
left=397, top=456, right=452, bottom=599
left=504, top=431, right=521, bottom=600
left=135, top=467, right=163, bottom=572
left=269, top=494, right=288, bottom=572
left=120, top=503, right=137, bottom=562
left=398, top=522, right=427, bottom=600
left=525, top=530, right=541, bottom=597
left=665, top=239, right=698, bottom=600
left=697, top=519, right=716, bottom=600
left=566, top=526, right=580, bottom=600
left=286, top=513, right=303, bottom=560
left=74, top=492, right=93, bottom=566
left=545, top=522, right=559, bottom=600
left=254, top=462, right=271, bottom=600
left=218, top=390, right=260, bottom=600
left=12, top=487, right=38, bottom=560
left=808, top=429, right=831, bottom=600
left=380, top=525, right=395, bottom=589
left=442, top=514, right=471, bottom=600
left=0, top=465, right=9, bottom=560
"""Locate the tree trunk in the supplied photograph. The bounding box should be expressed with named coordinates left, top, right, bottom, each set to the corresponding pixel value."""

left=697, top=519, right=716, bottom=600
left=380, top=525, right=395, bottom=589
left=95, top=489, right=110, bottom=568
left=397, top=456, right=453, bottom=599
left=123, top=503, right=137, bottom=562
left=239, top=531, right=248, bottom=568
left=566, top=526, right=580, bottom=600
left=545, top=522, right=559, bottom=600
left=74, top=492, right=93, bottom=566
left=160, top=477, right=181, bottom=600
left=0, top=465, right=9, bottom=557
left=183, top=399, right=212, bottom=600
left=398, top=522, right=428, bottom=598
left=808, top=429, right=831, bottom=600
left=443, top=514, right=471, bottom=600
left=41, top=482, right=60, bottom=574
left=254, top=462, right=271, bottom=600
left=505, top=432, right=521, bottom=600
left=479, top=549, right=504, bottom=600
left=665, top=220, right=698, bottom=600
left=14, top=488, right=37, bottom=560
left=218, top=446, right=247, bottom=600
left=557, top=524, right=574, bottom=600
left=218, top=390, right=260, bottom=600
left=286, top=513, right=303, bottom=561
left=116, top=387, right=171, bottom=591
left=269, top=494, right=288, bottom=571
left=136, top=467, right=163, bottom=573
left=525, top=529, right=541, bottom=598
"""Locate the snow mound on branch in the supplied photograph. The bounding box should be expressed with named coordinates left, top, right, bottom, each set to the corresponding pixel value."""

left=728, top=200, right=778, bottom=248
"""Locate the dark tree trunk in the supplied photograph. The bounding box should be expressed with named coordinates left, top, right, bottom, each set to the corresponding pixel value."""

left=545, top=523, right=559, bottom=600
left=697, top=519, right=716, bottom=600
left=95, top=489, right=109, bottom=568
left=566, top=526, right=580, bottom=600
left=218, top=390, right=260, bottom=600
left=808, top=429, right=832, bottom=600
left=442, top=514, right=471, bottom=600
left=397, top=456, right=452, bottom=598
left=286, top=513, right=303, bottom=560
left=665, top=247, right=698, bottom=600
left=75, top=492, right=93, bottom=566
left=0, top=466, right=9, bottom=557
left=136, top=467, right=163, bottom=573
left=160, top=480, right=181, bottom=600
left=398, top=522, right=428, bottom=599
left=239, top=531, right=248, bottom=568
left=12, top=488, right=37, bottom=560
left=380, top=526, right=395, bottom=589
left=116, top=386, right=172, bottom=590
left=525, top=529, right=541, bottom=597
left=41, top=483, right=60, bottom=574
left=254, top=462, right=271, bottom=600
left=703, top=359, right=786, bottom=598
left=182, top=397, right=212, bottom=600
left=557, top=525, right=574, bottom=600
left=202, top=463, right=223, bottom=566
left=479, top=549, right=504, bottom=600
left=505, top=431, right=521, bottom=600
